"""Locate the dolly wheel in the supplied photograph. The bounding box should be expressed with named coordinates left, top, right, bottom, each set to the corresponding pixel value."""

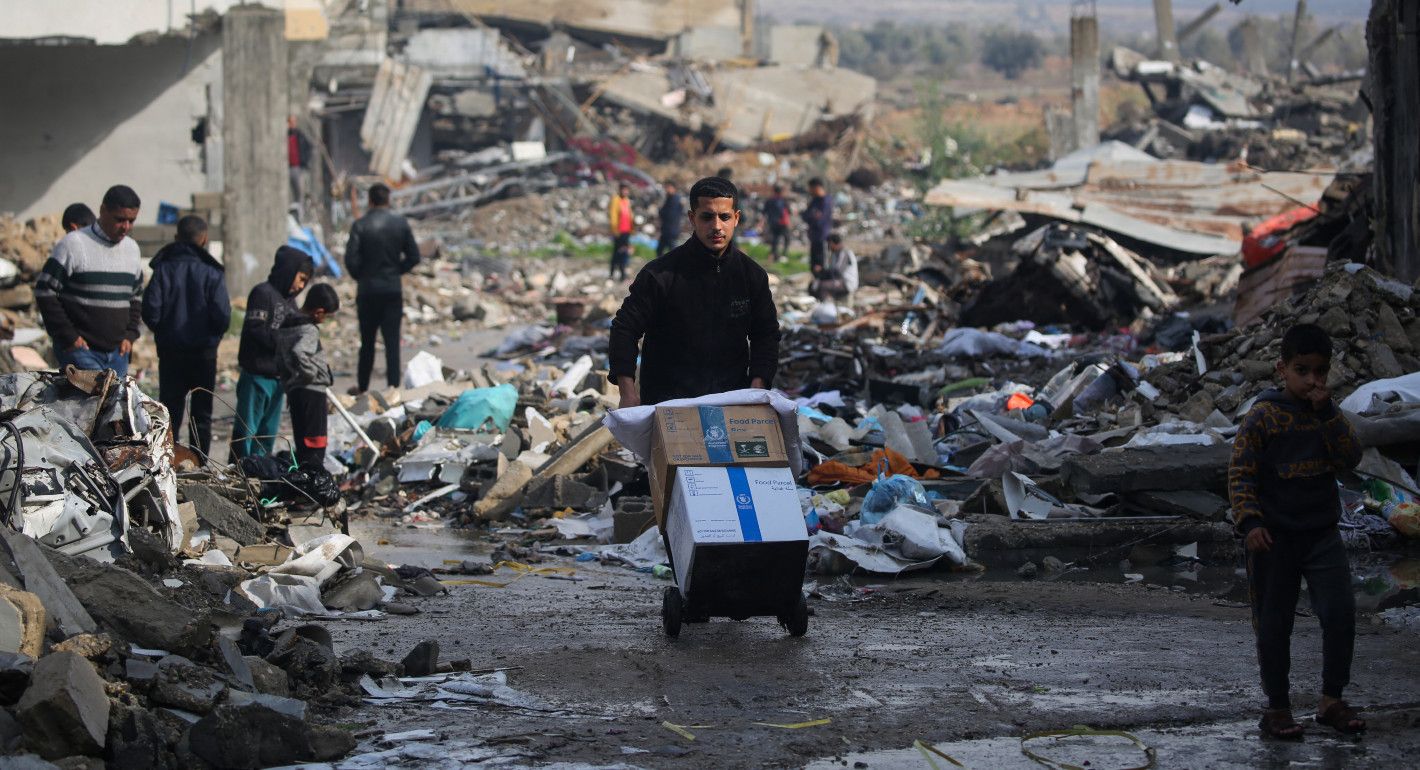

left=785, top=594, right=809, bottom=637
left=662, top=586, right=683, bottom=638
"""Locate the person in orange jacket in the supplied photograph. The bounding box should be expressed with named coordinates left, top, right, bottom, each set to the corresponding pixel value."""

left=608, top=183, right=634, bottom=280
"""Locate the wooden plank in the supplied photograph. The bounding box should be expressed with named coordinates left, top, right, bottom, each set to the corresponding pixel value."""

left=0, top=530, right=97, bottom=638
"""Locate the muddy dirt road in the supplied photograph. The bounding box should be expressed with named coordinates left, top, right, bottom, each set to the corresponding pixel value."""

left=310, top=522, right=1420, bottom=768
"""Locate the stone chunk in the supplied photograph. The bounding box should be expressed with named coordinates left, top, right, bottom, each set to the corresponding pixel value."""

left=182, top=484, right=264, bottom=546
left=186, top=699, right=353, bottom=768
left=16, top=652, right=110, bottom=759
left=1129, top=489, right=1230, bottom=520
left=1060, top=444, right=1232, bottom=496
left=106, top=702, right=176, bottom=770
left=1, top=651, right=35, bottom=705
left=243, top=656, right=290, bottom=697
left=0, top=584, right=46, bottom=657
left=320, top=569, right=384, bottom=612
left=44, top=552, right=212, bottom=657
left=400, top=640, right=439, bottom=677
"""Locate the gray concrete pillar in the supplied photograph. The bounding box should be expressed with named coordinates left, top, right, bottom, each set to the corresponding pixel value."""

left=1240, top=18, right=1268, bottom=76
left=222, top=5, right=289, bottom=300
left=1152, top=0, right=1178, bottom=62
left=1070, top=15, right=1100, bottom=152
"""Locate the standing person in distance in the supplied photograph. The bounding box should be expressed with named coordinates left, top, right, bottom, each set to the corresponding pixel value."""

left=345, top=183, right=421, bottom=395
left=608, top=183, right=634, bottom=281
left=655, top=181, right=684, bottom=258
left=801, top=177, right=833, bottom=275
left=761, top=185, right=792, bottom=263
left=141, top=215, right=230, bottom=456
left=35, top=185, right=145, bottom=377
left=609, top=176, right=780, bottom=408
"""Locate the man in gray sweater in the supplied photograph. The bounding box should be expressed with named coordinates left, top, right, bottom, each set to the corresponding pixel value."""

left=36, top=185, right=145, bottom=376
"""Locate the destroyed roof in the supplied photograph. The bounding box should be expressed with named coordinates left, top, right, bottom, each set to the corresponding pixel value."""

left=923, top=148, right=1335, bottom=257
left=597, top=64, right=875, bottom=149
left=405, top=0, right=741, bottom=44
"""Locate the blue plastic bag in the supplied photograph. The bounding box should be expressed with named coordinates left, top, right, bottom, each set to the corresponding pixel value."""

left=435, top=384, right=519, bottom=432
left=860, top=458, right=931, bottom=525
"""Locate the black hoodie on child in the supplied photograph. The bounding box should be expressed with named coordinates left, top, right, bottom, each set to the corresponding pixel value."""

left=238, top=246, right=314, bottom=379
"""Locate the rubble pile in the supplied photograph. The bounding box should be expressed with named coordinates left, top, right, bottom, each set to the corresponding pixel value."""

left=1150, top=263, right=1420, bottom=411
left=1105, top=47, right=1369, bottom=170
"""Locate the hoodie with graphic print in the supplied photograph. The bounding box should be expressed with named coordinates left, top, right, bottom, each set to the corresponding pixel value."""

left=1228, top=388, right=1362, bottom=535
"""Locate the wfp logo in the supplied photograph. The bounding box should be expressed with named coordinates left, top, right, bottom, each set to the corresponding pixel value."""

left=735, top=493, right=752, bottom=507
left=704, top=425, right=726, bottom=442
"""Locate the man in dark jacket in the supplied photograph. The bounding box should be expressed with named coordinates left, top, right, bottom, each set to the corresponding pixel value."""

left=655, top=181, right=683, bottom=258
left=345, top=183, right=420, bottom=394
left=232, top=246, right=313, bottom=459
left=801, top=177, right=833, bottom=273
left=761, top=185, right=791, bottom=262
left=609, top=176, right=780, bottom=408
left=141, top=216, right=230, bottom=455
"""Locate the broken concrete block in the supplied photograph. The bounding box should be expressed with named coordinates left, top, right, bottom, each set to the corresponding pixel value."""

left=186, top=701, right=315, bottom=769
left=224, top=690, right=306, bottom=719
left=0, top=530, right=96, bottom=638
left=265, top=637, right=337, bottom=697
left=212, top=636, right=253, bottom=692
left=1060, top=445, right=1232, bottom=496
left=52, top=634, right=114, bottom=662
left=472, top=460, right=532, bottom=519
left=182, top=484, right=264, bottom=546
left=523, top=474, right=600, bottom=511
left=612, top=496, right=654, bottom=544
left=1178, top=390, right=1216, bottom=425
left=0, top=584, right=46, bottom=658
left=400, top=640, right=439, bottom=677
left=340, top=650, right=399, bottom=680
left=243, top=656, right=290, bottom=697
left=106, top=702, right=176, bottom=770
left=150, top=657, right=224, bottom=714
left=320, top=569, right=384, bottom=612
left=0, top=704, right=22, bottom=753
left=1376, top=303, right=1412, bottom=353
left=44, top=551, right=212, bottom=657
left=0, top=284, right=34, bottom=309
left=1237, top=358, right=1274, bottom=382
left=0, top=651, right=35, bottom=705
left=1370, top=344, right=1404, bottom=379
left=1129, top=489, right=1229, bottom=520
left=16, top=651, right=110, bottom=759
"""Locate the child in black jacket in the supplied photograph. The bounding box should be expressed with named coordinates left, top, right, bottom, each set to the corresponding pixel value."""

left=1228, top=323, right=1365, bottom=739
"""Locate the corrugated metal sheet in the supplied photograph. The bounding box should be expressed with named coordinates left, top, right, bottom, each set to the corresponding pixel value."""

left=1234, top=245, right=1328, bottom=326
left=924, top=150, right=1335, bottom=257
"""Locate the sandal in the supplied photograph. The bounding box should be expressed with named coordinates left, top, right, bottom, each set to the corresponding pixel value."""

left=1317, top=700, right=1366, bottom=734
left=1259, top=708, right=1305, bottom=740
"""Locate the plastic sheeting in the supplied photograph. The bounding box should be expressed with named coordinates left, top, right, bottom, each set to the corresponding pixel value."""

left=436, top=384, right=519, bottom=432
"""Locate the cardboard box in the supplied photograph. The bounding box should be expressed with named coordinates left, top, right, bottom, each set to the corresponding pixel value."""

left=649, top=404, right=788, bottom=525
left=666, top=466, right=808, bottom=603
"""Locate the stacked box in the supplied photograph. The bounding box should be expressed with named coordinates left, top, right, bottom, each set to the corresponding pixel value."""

left=665, top=466, right=809, bottom=604
left=649, top=404, right=789, bottom=527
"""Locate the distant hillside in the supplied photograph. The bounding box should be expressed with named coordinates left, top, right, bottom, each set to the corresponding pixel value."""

left=763, top=0, right=1369, bottom=32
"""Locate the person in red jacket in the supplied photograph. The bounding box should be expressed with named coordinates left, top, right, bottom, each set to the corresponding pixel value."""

left=608, top=184, right=634, bottom=280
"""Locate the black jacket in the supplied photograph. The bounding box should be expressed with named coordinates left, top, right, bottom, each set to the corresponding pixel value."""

left=609, top=237, right=780, bottom=405
left=142, top=241, right=230, bottom=350
left=658, top=194, right=684, bottom=235
left=345, top=208, right=420, bottom=297
left=238, top=247, right=314, bottom=379
left=1228, top=388, right=1363, bottom=535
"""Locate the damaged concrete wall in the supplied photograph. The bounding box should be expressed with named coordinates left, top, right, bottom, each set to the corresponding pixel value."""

left=0, top=35, right=222, bottom=222
left=418, top=0, right=741, bottom=44
left=2, top=0, right=242, bottom=44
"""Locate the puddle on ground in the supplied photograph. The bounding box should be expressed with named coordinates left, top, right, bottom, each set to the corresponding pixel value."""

left=803, top=715, right=1396, bottom=770
left=845, top=550, right=1420, bottom=610
left=348, top=520, right=491, bottom=568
